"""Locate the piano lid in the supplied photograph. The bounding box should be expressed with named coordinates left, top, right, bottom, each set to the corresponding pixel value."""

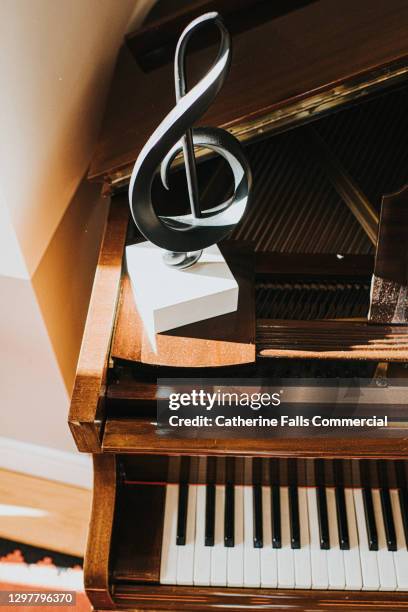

left=89, top=0, right=408, bottom=188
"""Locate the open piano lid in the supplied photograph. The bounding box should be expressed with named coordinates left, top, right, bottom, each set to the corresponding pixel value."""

left=89, top=0, right=408, bottom=189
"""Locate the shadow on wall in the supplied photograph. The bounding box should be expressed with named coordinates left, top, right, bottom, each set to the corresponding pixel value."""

left=32, top=178, right=109, bottom=395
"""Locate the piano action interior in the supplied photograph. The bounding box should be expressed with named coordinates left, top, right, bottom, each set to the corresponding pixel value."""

left=69, top=0, right=408, bottom=609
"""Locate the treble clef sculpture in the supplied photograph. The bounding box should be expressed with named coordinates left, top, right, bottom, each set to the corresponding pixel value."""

left=128, top=12, right=252, bottom=269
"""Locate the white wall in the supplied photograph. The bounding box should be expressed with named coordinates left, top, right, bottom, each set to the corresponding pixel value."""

left=0, top=0, right=155, bottom=484
left=0, top=0, right=137, bottom=278
left=0, top=191, right=28, bottom=279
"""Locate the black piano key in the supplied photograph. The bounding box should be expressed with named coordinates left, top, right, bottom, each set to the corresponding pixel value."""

left=253, top=485, right=263, bottom=548
left=317, top=486, right=330, bottom=550
left=289, top=486, right=300, bottom=549
left=380, top=488, right=397, bottom=551
left=399, top=488, right=408, bottom=550
left=271, top=485, right=281, bottom=548
left=362, top=487, right=378, bottom=551
left=335, top=487, right=350, bottom=550
left=205, top=483, right=215, bottom=546
left=176, top=483, right=188, bottom=545
left=224, top=483, right=235, bottom=547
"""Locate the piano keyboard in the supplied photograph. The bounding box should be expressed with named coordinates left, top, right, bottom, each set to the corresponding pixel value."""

left=160, top=483, right=408, bottom=590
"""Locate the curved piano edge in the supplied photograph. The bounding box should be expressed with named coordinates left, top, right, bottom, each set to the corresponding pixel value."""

left=84, top=454, right=117, bottom=609
left=68, top=195, right=129, bottom=453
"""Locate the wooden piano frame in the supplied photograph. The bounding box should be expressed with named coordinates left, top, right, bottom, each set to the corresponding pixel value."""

left=69, top=188, right=408, bottom=445
left=83, top=453, right=408, bottom=611
left=69, top=1, right=408, bottom=609
left=69, top=192, right=408, bottom=611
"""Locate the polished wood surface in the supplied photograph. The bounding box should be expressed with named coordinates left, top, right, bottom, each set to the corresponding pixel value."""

left=102, top=419, right=408, bottom=459
left=113, top=484, right=165, bottom=583
left=125, top=0, right=299, bottom=71
left=67, top=192, right=408, bottom=458
left=105, top=359, right=377, bottom=413
left=113, top=584, right=408, bottom=611
left=89, top=0, right=408, bottom=186
left=369, top=184, right=408, bottom=323
left=68, top=195, right=128, bottom=452
left=71, top=4, right=408, bottom=609
left=111, top=243, right=255, bottom=367
left=69, top=68, right=408, bottom=456
left=257, top=319, right=408, bottom=360
left=84, top=454, right=116, bottom=609
left=255, top=253, right=374, bottom=280
left=67, top=192, right=408, bottom=456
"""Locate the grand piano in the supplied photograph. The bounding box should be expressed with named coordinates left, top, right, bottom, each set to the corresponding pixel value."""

left=69, top=0, right=408, bottom=609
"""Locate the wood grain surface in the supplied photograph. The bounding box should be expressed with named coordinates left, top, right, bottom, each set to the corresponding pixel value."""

left=111, top=243, right=255, bottom=367
left=102, top=418, right=408, bottom=459
left=257, top=319, right=408, bottom=360
left=84, top=455, right=116, bottom=609
left=89, top=0, right=408, bottom=185
left=112, top=584, right=408, bottom=611
left=68, top=195, right=128, bottom=452
left=112, top=484, right=165, bottom=583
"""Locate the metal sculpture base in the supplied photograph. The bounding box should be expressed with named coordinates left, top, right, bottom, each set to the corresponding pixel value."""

left=126, top=242, right=238, bottom=349
left=162, top=250, right=202, bottom=269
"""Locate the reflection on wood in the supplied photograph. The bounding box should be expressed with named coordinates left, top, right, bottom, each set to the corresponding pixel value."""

left=111, top=243, right=255, bottom=367
left=102, top=418, right=408, bottom=459
left=257, top=319, right=408, bottom=360
left=89, top=0, right=408, bottom=186
left=369, top=185, right=408, bottom=324
left=68, top=196, right=129, bottom=452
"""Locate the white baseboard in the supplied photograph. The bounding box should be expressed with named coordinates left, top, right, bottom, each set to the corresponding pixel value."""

left=0, top=437, right=92, bottom=489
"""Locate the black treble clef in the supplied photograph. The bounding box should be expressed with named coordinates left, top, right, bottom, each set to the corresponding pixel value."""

left=128, top=12, right=252, bottom=269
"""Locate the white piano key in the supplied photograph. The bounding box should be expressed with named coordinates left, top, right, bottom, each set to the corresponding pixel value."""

left=326, top=487, right=345, bottom=589
left=354, top=489, right=380, bottom=590
left=160, top=484, right=179, bottom=584
left=390, top=488, right=408, bottom=591
left=372, top=489, right=397, bottom=591
left=277, top=486, right=295, bottom=588
left=294, top=487, right=311, bottom=589
left=244, top=485, right=261, bottom=587
left=210, top=485, right=227, bottom=586
left=260, top=486, right=277, bottom=587
left=307, top=488, right=328, bottom=589
left=176, top=484, right=196, bottom=585
left=194, top=484, right=211, bottom=586
left=227, top=485, right=244, bottom=586
left=343, top=488, right=363, bottom=590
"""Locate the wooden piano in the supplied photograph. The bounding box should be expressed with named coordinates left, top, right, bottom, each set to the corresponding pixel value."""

left=69, top=0, right=408, bottom=609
